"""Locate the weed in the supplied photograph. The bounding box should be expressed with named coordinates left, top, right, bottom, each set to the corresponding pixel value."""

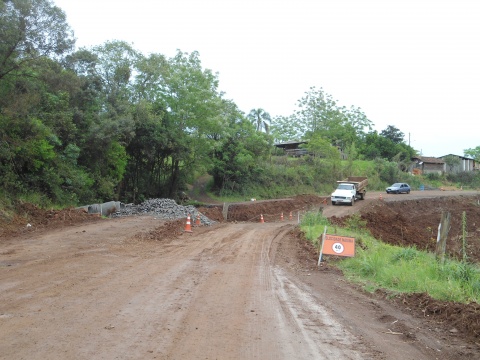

left=392, top=247, right=418, bottom=262
left=344, top=213, right=367, bottom=232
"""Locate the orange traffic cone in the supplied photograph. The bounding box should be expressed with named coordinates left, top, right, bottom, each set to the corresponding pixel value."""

left=184, top=214, right=193, bottom=232
left=323, top=198, right=327, bottom=205
left=379, top=194, right=383, bottom=200
left=195, top=214, right=201, bottom=226
left=260, top=214, right=264, bottom=223
left=289, top=211, right=293, bottom=220
left=280, top=212, right=284, bottom=221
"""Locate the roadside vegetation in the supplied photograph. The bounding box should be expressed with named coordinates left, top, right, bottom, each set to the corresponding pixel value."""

left=3, top=0, right=480, bottom=215
left=300, top=212, right=480, bottom=304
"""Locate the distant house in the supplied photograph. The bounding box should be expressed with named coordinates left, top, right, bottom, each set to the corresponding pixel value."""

left=411, top=156, right=445, bottom=175
left=274, top=140, right=309, bottom=157
left=439, top=154, right=477, bottom=173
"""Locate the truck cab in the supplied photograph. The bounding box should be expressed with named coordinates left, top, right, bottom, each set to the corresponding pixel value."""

left=331, top=183, right=357, bottom=206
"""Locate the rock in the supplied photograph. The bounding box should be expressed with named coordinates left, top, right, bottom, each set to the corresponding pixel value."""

left=111, top=198, right=215, bottom=225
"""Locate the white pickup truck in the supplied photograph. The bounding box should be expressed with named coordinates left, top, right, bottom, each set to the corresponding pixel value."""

left=330, top=176, right=368, bottom=206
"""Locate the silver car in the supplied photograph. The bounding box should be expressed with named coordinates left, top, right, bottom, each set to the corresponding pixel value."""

left=386, top=183, right=411, bottom=194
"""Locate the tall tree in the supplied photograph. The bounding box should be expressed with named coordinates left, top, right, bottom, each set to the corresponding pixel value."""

left=0, top=0, right=75, bottom=82
left=211, top=102, right=270, bottom=193
left=380, top=125, right=405, bottom=144
left=247, top=108, right=271, bottom=133
left=123, top=50, right=225, bottom=200
left=270, top=115, right=302, bottom=143
left=360, top=130, right=416, bottom=162
left=294, top=87, right=372, bottom=151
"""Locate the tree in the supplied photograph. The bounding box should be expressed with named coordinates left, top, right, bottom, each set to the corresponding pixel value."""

left=443, top=154, right=460, bottom=172
left=118, top=50, right=226, bottom=200
left=0, top=0, right=75, bottom=82
left=305, top=132, right=339, bottom=158
left=294, top=87, right=372, bottom=151
left=270, top=115, right=302, bottom=143
left=380, top=125, right=405, bottom=144
left=464, top=146, right=480, bottom=161
left=247, top=108, right=271, bottom=134
left=210, top=104, right=270, bottom=193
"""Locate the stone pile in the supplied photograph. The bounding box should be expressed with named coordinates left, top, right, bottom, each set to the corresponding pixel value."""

left=111, top=198, right=215, bottom=225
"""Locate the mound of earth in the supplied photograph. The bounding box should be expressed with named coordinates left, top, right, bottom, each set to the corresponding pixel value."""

left=331, top=195, right=480, bottom=263
left=0, top=203, right=103, bottom=240
left=195, top=194, right=328, bottom=223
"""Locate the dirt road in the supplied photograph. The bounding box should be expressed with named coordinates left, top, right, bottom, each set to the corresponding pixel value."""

left=1, top=191, right=479, bottom=359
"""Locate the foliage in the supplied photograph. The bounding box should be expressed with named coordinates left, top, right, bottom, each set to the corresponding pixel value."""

left=1, top=0, right=477, bottom=209
left=359, top=130, right=416, bottom=162
left=300, top=211, right=330, bottom=248
left=270, top=114, right=302, bottom=142
left=443, top=154, right=461, bottom=172
left=300, top=216, right=480, bottom=303
left=446, top=171, right=480, bottom=189
left=247, top=108, right=271, bottom=134
left=209, top=102, right=272, bottom=196
left=464, top=145, right=480, bottom=161
left=293, top=87, right=373, bottom=152
left=379, top=125, right=405, bottom=144
left=0, top=0, right=75, bottom=81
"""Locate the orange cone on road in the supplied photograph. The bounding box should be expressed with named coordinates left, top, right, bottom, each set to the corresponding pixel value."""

left=260, top=214, right=264, bottom=223
left=379, top=194, right=383, bottom=200
left=280, top=212, right=284, bottom=221
left=184, top=214, right=193, bottom=232
left=289, top=211, right=293, bottom=220
left=195, top=214, right=201, bottom=226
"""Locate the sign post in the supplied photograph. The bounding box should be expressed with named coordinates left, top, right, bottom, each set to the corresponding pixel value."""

left=317, top=226, right=327, bottom=267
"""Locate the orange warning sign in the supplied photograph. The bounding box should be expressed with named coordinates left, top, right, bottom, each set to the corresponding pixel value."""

left=322, top=234, right=355, bottom=257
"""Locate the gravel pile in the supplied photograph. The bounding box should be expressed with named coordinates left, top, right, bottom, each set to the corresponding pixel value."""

left=111, top=198, right=215, bottom=225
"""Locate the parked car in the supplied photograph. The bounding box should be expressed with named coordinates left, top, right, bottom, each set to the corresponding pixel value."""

left=386, top=183, right=411, bottom=194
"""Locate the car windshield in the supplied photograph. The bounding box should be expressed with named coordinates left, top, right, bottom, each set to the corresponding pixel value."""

left=391, top=183, right=402, bottom=187
left=338, top=184, right=353, bottom=190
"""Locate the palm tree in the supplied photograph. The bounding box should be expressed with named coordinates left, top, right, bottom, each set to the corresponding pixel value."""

left=247, top=108, right=271, bottom=134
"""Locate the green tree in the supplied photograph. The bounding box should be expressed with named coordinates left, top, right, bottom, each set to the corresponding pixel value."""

left=247, top=108, right=271, bottom=134
left=210, top=104, right=271, bottom=194
left=67, top=41, right=140, bottom=200
left=294, top=87, right=372, bottom=151
left=0, top=0, right=75, bottom=82
left=270, top=115, right=302, bottom=143
left=464, top=146, right=480, bottom=161
left=380, top=125, right=405, bottom=144
left=120, top=50, right=226, bottom=201
left=360, top=130, right=416, bottom=162
left=443, top=154, right=461, bottom=172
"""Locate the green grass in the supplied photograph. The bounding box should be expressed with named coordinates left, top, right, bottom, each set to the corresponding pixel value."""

left=300, top=211, right=480, bottom=304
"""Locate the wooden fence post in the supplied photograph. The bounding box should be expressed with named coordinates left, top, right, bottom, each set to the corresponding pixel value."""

left=436, top=211, right=451, bottom=264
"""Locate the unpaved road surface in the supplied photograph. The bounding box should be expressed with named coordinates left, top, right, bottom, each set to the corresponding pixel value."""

left=1, top=191, right=480, bottom=359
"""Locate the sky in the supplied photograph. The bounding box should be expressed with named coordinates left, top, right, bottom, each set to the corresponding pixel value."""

left=53, top=0, right=480, bottom=157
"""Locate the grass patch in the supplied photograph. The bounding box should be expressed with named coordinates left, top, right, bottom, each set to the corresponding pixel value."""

left=300, top=210, right=480, bottom=304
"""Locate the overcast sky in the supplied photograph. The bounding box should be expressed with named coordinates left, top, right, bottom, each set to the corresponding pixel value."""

left=54, top=0, right=479, bottom=157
